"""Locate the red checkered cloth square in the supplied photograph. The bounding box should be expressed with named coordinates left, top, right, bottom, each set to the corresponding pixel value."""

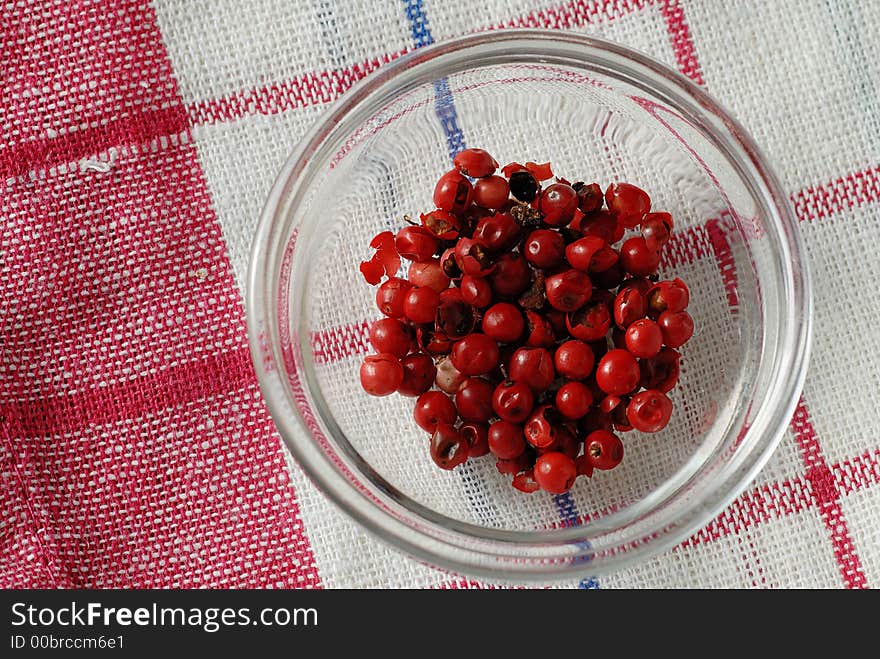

left=2, top=0, right=878, bottom=588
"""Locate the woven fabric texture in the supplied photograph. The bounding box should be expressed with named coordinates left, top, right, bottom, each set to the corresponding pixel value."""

left=1, top=0, right=878, bottom=589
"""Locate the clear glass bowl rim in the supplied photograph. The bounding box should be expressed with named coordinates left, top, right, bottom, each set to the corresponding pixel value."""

left=246, top=29, right=813, bottom=581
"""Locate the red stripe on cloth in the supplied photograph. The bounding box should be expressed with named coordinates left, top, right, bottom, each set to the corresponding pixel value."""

left=790, top=400, right=868, bottom=589
left=683, top=476, right=812, bottom=547
left=312, top=321, right=371, bottom=364
left=658, top=0, right=706, bottom=85
left=498, top=0, right=648, bottom=29
left=434, top=579, right=499, bottom=589
left=186, top=52, right=409, bottom=126
left=2, top=348, right=254, bottom=438
left=0, top=106, right=189, bottom=180
left=834, top=448, right=880, bottom=496
left=705, top=218, right=739, bottom=308
left=659, top=222, right=711, bottom=269
left=790, top=164, right=880, bottom=223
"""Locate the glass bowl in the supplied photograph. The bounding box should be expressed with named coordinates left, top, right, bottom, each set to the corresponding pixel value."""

left=246, top=30, right=812, bottom=581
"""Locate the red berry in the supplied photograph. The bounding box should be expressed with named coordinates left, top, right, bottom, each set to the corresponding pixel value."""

left=434, top=170, right=473, bottom=213
left=555, top=382, right=593, bottom=420
left=440, top=247, right=461, bottom=279
left=579, top=210, right=623, bottom=244
left=647, top=278, right=690, bottom=317
left=575, top=454, right=594, bottom=478
left=524, top=405, right=557, bottom=449
left=430, top=423, right=469, bottom=470
left=436, top=298, right=476, bottom=340
left=455, top=238, right=495, bottom=277
left=537, top=424, right=579, bottom=460
left=641, top=212, right=672, bottom=250
left=495, top=452, right=532, bottom=475
left=613, top=284, right=647, bottom=329
left=512, top=469, right=541, bottom=493
left=612, top=400, right=633, bottom=433
left=523, top=310, right=555, bottom=348
left=545, top=269, right=592, bottom=312
left=455, top=377, right=495, bottom=422
left=482, top=302, right=525, bottom=343
left=473, top=175, right=510, bottom=209
left=395, top=226, right=439, bottom=263
left=408, top=258, right=451, bottom=293
left=460, top=422, right=490, bottom=457
left=420, top=209, right=461, bottom=240
left=439, top=288, right=463, bottom=308
left=585, top=429, right=624, bottom=470
left=619, top=276, right=653, bottom=297
left=450, top=333, right=499, bottom=376
left=565, top=236, right=611, bottom=272
left=416, top=326, right=452, bottom=356
left=398, top=353, right=436, bottom=397
left=625, top=318, right=663, bottom=358
left=509, top=347, right=555, bottom=391
left=591, top=260, right=625, bottom=289
left=554, top=340, right=595, bottom=380
left=627, top=389, right=673, bottom=433
left=639, top=347, right=680, bottom=393
left=375, top=277, right=412, bottom=317
left=369, top=318, right=412, bottom=358
left=491, top=381, right=535, bottom=424
left=460, top=275, right=492, bottom=308
left=580, top=408, right=613, bottom=436
left=435, top=357, right=467, bottom=394
left=454, top=148, right=498, bottom=178
left=605, top=182, right=650, bottom=228
left=658, top=310, right=694, bottom=348
left=620, top=236, right=660, bottom=277
left=524, top=229, right=565, bottom=269
left=538, top=183, right=578, bottom=226
left=473, top=212, right=521, bottom=252
left=566, top=301, right=611, bottom=341
left=413, top=391, right=457, bottom=432
left=599, top=394, right=623, bottom=415
left=489, top=253, right=531, bottom=299
left=595, top=349, right=640, bottom=396
left=576, top=182, right=603, bottom=213
left=403, top=286, right=440, bottom=324
left=359, top=353, right=404, bottom=396
left=589, top=244, right=619, bottom=272
left=533, top=452, right=577, bottom=494
left=488, top=420, right=526, bottom=459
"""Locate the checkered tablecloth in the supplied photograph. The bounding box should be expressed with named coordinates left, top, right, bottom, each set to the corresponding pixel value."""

left=2, top=0, right=878, bottom=589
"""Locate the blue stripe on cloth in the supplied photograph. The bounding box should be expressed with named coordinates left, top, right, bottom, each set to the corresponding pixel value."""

left=555, top=492, right=598, bottom=588
left=432, top=76, right=466, bottom=159
left=404, top=0, right=434, bottom=48
left=402, top=0, right=596, bottom=588
left=403, top=0, right=465, bottom=159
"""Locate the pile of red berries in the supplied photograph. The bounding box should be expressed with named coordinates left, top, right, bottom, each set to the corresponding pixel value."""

left=358, top=148, right=694, bottom=494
